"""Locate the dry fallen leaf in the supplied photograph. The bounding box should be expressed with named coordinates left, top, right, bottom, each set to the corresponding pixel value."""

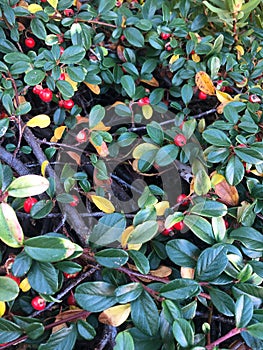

left=211, top=172, right=239, bottom=206
left=99, top=304, right=131, bottom=327
left=195, top=71, right=215, bottom=95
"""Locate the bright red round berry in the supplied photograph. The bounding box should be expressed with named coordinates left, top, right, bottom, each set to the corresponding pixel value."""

left=64, top=9, right=74, bottom=16
left=176, top=194, right=189, bottom=206
left=23, top=197, right=38, bottom=213
left=63, top=271, right=80, bottom=279
left=25, top=37, right=35, bottom=49
left=63, top=99, right=74, bottom=110
left=198, top=91, right=207, bottom=100
left=69, top=195, right=79, bottom=207
left=59, top=73, right=65, bottom=80
left=174, top=134, right=187, bottom=147
left=33, top=85, right=42, bottom=95
left=67, top=293, right=76, bottom=306
left=161, top=227, right=173, bottom=236
left=172, top=221, right=185, bottom=231
left=160, top=32, right=171, bottom=40
left=58, top=100, right=65, bottom=108
left=138, top=97, right=150, bottom=106
left=31, top=296, right=46, bottom=311
left=165, top=45, right=172, bottom=51
left=6, top=273, right=21, bottom=286
left=39, top=88, right=53, bottom=103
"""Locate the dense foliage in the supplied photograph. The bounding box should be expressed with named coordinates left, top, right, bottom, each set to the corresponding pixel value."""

left=0, top=0, right=263, bottom=349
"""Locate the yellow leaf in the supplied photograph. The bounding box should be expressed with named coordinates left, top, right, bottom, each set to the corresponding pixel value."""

left=191, top=53, right=200, bottom=62
left=50, top=136, right=58, bottom=142
left=216, top=90, right=234, bottom=104
left=236, top=45, right=244, bottom=58
left=90, top=195, right=115, bottom=213
left=154, top=201, right=170, bottom=216
left=19, top=278, right=31, bottom=292
left=47, top=0, right=58, bottom=8
left=99, top=304, right=131, bottom=327
left=28, top=4, right=43, bottom=13
left=180, top=267, right=195, bottom=279
left=121, top=225, right=134, bottom=248
left=250, top=169, right=263, bottom=177
left=140, top=77, right=159, bottom=87
left=65, top=74, right=78, bottom=91
left=195, top=71, right=215, bottom=95
left=213, top=173, right=239, bottom=206
left=211, top=172, right=225, bottom=186
left=95, top=141, right=109, bottom=158
left=41, top=160, right=49, bottom=177
left=142, top=104, right=153, bottom=119
left=133, top=143, right=158, bottom=159
left=54, top=126, right=67, bottom=140
left=84, top=82, right=100, bottom=95
left=127, top=243, right=142, bottom=250
left=169, top=54, right=179, bottom=64
left=90, top=121, right=111, bottom=131
left=27, top=114, right=51, bottom=128
left=0, top=301, right=6, bottom=317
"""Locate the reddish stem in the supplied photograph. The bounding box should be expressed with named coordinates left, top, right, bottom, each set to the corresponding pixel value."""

left=206, top=327, right=246, bottom=350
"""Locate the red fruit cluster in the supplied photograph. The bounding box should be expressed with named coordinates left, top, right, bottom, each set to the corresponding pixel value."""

left=64, top=9, right=74, bottom=16
left=162, top=220, right=185, bottom=236
left=174, top=134, right=187, bottom=147
left=24, top=197, right=38, bottom=213
left=31, top=296, right=46, bottom=311
left=69, top=195, right=79, bottom=207
left=160, top=32, right=171, bottom=40
left=39, top=88, right=53, bottom=103
left=138, top=97, right=150, bottom=106
left=58, top=99, right=74, bottom=110
left=25, top=37, right=35, bottom=48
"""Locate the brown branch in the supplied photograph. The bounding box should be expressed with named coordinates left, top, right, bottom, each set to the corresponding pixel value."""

left=0, top=146, right=30, bottom=175
left=206, top=327, right=246, bottom=350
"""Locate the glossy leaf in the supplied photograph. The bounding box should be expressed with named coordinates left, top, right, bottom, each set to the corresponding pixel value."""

left=0, top=276, right=19, bottom=302
left=172, top=318, right=194, bottom=347
left=235, top=295, right=254, bottom=328
left=0, top=202, right=24, bottom=248
left=160, top=279, right=200, bottom=300
left=196, top=246, right=228, bottom=281
left=7, top=175, right=49, bottom=198
left=95, top=248, right=129, bottom=268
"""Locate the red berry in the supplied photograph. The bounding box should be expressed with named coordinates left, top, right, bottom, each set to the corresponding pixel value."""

left=57, top=34, right=64, bottom=44
left=238, top=143, right=247, bottom=148
left=64, top=9, right=74, bottom=16
left=138, top=97, right=150, bottom=106
left=76, top=130, right=88, bottom=143
left=39, top=88, right=53, bottom=103
left=174, top=134, right=187, bottom=147
left=31, top=296, right=46, bottom=311
left=67, top=293, right=76, bottom=305
left=59, top=46, right=65, bottom=55
left=249, top=94, right=261, bottom=103
left=58, top=100, right=65, bottom=108
left=198, top=91, right=207, bottom=100
left=161, top=227, right=173, bottom=236
left=40, top=0, right=47, bottom=2
left=63, top=271, right=79, bottom=279
left=120, top=35, right=125, bottom=41
left=25, top=37, right=35, bottom=49
left=176, top=194, right=189, bottom=206
left=160, top=32, right=171, bottom=40
left=224, top=219, right=229, bottom=229
left=33, top=85, right=42, bottom=95
left=23, top=197, right=38, bottom=213
left=63, top=99, right=74, bottom=110
left=59, top=73, right=65, bottom=80
left=172, top=221, right=185, bottom=231
left=69, top=195, right=79, bottom=207
left=166, top=45, right=172, bottom=51
left=6, top=273, right=21, bottom=286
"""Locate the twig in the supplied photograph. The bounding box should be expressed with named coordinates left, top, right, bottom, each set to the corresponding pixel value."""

left=117, top=266, right=170, bottom=283
left=0, top=146, right=30, bottom=175
left=95, top=325, right=117, bottom=350
left=206, top=327, right=246, bottom=350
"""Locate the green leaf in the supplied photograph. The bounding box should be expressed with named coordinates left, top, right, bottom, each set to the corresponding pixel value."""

left=230, top=227, right=263, bottom=251
left=0, top=276, right=19, bottom=302
left=60, top=45, right=86, bottom=64
left=166, top=239, right=200, bottom=268
left=209, top=288, right=235, bottom=317
left=123, top=28, right=144, bottom=48
left=235, top=147, right=263, bottom=165
left=121, top=75, right=135, bottom=98
left=30, top=200, right=53, bottom=219
left=184, top=215, right=215, bottom=244
left=114, top=331, right=135, bottom=350
left=15, top=102, right=31, bottom=116
left=131, top=290, right=159, bottom=336
left=31, top=18, right=47, bottom=40
left=128, top=250, right=150, bottom=274
left=25, top=236, right=78, bottom=262
left=39, top=325, right=77, bottom=350
left=202, top=129, right=231, bottom=147
left=25, top=322, right=45, bottom=340
left=28, top=261, right=58, bottom=295
left=0, top=318, right=23, bottom=343
left=77, top=320, right=96, bottom=340
left=181, top=84, right=193, bottom=106
left=232, top=283, right=263, bottom=300
left=7, top=174, right=49, bottom=197
left=225, top=155, right=244, bottom=186
left=115, top=283, right=143, bottom=304
left=172, top=318, right=194, bottom=347
left=0, top=202, right=24, bottom=248
left=98, top=0, right=116, bottom=14
left=149, top=88, right=164, bottom=105
left=56, top=80, right=75, bottom=99
left=11, top=251, right=32, bottom=277
left=160, top=279, right=200, bottom=300
left=0, top=118, right=9, bottom=137
left=196, top=246, right=228, bottom=281
left=89, top=104, right=105, bottom=129
left=24, top=69, right=46, bottom=86
left=95, top=249, right=129, bottom=268
left=190, top=200, right=227, bottom=217
left=146, top=121, right=164, bottom=144
left=89, top=213, right=126, bottom=246
left=246, top=323, right=263, bottom=340
left=194, top=169, right=211, bottom=195
left=155, top=145, right=179, bottom=167
left=127, top=221, right=158, bottom=244
left=235, top=295, right=254, bottom=328
left=75, top=282, right=117, bottom=312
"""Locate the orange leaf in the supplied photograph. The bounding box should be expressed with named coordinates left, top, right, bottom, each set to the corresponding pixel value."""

left=150, top=265, right=172, bottom=278
left=84, top=82, right=100, bottom=95
left=140, top=77, right=159, bottom=87
left=195, top=71, right=215, bottom=95
left=67, top=151, right=81, bottom=165
left=213, top=174, right=239, bottom=206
